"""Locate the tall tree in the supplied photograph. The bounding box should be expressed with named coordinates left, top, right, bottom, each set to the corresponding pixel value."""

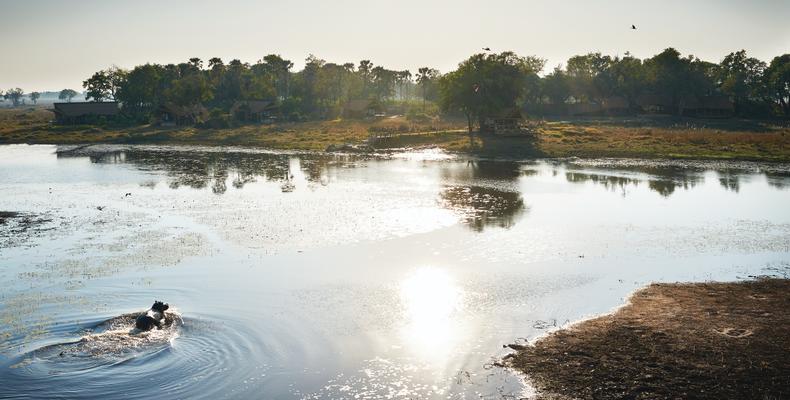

left=188, top=57, right=204, bottom=71
left=371, top=66, right=396, bottom=101
left=643, top=48, right=712, bottom=114
left=59, top=89, right=78, bottom=102
left=439, top=52, right=530, bottom=133
left=542, top=67, right=571, bottom=105
left=396, top=70, right=412, bottom=100
left=83, top=67, right=127, bottom=102
left=608, top=53, right=646, bottom=107
left=166, top=73, right=213, bottom=106
left=764, top=54, right=790, bottom=116
left=416, top=67, right=439, bottom=110
left=29, top=91, right=41, bottom=105
left=208, top=57, right=225, bottom=84
left=262, top=54, right=293, bottom=99
left=83, top=71, right=112, bottom=102
left=4, top=88, right=24, bottom=107
left=718, top=50, right=767, bottom=114
left=566, top=52, right=612, bottom=103
left=116, top=64, right=167, bottom=115
left=357, top=60, right=374, bottom=97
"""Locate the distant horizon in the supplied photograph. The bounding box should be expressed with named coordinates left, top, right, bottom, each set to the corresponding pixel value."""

left=2, top=0, right=788, bottom=92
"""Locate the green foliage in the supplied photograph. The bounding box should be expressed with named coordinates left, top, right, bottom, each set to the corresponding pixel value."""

left=542, top=68, right=571, bottom=105
left=73, top=48, right=788, bottom=127
left=439, top=52, right=540, bottom=132
left=58, top=89, right=78, bottom=102
left=167, top=73, right=213, bottom=107
left=718, top=50, right=768, bottom=114
left=116, top=64, right=166, bottom=115
left=3, top=88, right=24, bottom=106
left=764, top=54, right=790, bottom=116
left=83, top=67, right=126, bottom=102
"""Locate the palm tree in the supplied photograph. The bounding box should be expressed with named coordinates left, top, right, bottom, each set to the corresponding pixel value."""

left=416, top=67, right=437, bottom=111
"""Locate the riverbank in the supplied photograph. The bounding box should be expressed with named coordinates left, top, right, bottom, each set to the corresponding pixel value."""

left=2, top=108, right=789, bottom=161
left=507, top=279, right=790, bottom=399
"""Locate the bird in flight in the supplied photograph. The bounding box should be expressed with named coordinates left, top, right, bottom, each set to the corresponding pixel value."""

left=483, top=47, right=491, bottom=51
left=631, top=25, right=637, bottom=30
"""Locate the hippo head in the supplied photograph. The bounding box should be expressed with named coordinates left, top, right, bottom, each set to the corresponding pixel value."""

left=152, top=300, right=169, bottom=312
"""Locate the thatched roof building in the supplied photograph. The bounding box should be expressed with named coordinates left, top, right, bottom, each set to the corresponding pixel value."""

left=52, top=102, right=120, bottom=124
left=230, top=100, right=278, bottom=122
left=481, top=108, right=524, bottom=135
left=155, top=103, right=208, bottom=126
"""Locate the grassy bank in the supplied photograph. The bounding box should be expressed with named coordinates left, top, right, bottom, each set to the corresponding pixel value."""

left=507, top=279, right=790, bottom=399
left=2, top=108, right=789, bottom=161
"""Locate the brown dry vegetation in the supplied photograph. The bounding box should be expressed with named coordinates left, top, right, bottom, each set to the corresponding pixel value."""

left=508, top=279, right=790, bottom=399
left=1, top=108, right=789, bottom=161
left=534, top=119, right=790, bottom=161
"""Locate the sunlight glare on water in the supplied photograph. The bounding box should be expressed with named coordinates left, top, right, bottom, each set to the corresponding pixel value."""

left=399, top=267, right=464, bottom=362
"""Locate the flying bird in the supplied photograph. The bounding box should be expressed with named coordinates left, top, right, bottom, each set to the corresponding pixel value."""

left=483, top=47, right=491, bottom=51
left=631, top=25, right=637, bottom=30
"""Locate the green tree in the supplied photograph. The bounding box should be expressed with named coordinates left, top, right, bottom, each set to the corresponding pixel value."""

left=609, top=53, right=646, bottom=107
left=116, top=64, right=167, bottom=115
left=439, top=52, right=530, bottom=133
left=371, top=66, right=396, bottom=101
left=261, top=54, right=293, bottom=99
left=59, top=89, right=78, bottom=102
left=208, top=57, right=225, bottom=84
left=166, top=73, right=213, bottom=106
left=566, top=52, right=612, bottom=102
left=4, top=88, right=24, bottom=106
left=29, top=91, right=41, bottom=105
left=718, top=50, right=767, bottom=114
left=395, top=70, right=412, bottom=100
left=416, top=67, right=439, bottom=110
left=764, top=54, right=790, bottom=116
left=357, top=60, right=374, bottom=97
left=643, top=48, right=714, bottom=115
left=188, top=57, right=203, bottom=71
left=542, top=67, right=571, bottom=105
left=83, top=67, right=127, bottom=102
left=83, top=71, right=112, bottom=101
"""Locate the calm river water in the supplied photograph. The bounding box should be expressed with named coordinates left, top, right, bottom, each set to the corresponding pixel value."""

left=1, top=144, right=788, bottom=399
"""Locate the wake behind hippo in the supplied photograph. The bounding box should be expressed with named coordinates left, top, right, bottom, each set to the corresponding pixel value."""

left=136, top=301, right=169, bottom=331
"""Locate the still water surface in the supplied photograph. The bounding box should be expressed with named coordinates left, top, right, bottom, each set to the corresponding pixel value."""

left=1, top=144, right=788, bottom=399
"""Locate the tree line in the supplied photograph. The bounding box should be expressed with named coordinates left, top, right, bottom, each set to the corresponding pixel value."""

left=77, top=55, right=435, bottom=122
left=4, top=48, right=788, bottom=125
left=438, top=48, right=789, bottom=130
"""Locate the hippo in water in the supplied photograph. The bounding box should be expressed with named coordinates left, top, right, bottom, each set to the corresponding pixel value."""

left=135, top=301, right=169, bottom=331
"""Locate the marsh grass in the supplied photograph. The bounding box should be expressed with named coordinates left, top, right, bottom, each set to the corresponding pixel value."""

left=1, top=109, right=788, bottom=161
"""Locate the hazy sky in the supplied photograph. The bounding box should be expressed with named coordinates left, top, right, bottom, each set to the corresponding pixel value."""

left=1, top=0, right=788, bottom=91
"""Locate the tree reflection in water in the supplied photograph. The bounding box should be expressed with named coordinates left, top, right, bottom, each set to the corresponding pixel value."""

left=564, top=168, right=704, bottom=198
left=57, top=147, right=348, bottom=194
left=437, top=160, right=528, bottom=232
left=439, top=186, right=526, bottom=231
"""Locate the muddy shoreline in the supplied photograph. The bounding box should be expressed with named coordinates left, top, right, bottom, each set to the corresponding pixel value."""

left=507, top=279, right=790, bottom=399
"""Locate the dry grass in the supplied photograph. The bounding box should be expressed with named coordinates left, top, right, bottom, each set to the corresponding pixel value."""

left=536, top=119, right=790, bottom=161
left=508, top=279, right=790, bottom=399
left=1, top=108, right=789, bottom=161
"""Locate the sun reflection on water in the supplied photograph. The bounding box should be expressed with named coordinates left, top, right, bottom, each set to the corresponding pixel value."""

left=399, top=267, right=464, bottom=361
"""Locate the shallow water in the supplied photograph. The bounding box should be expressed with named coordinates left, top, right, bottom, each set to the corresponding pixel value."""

left=1, top=144, right=788, bottom=399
